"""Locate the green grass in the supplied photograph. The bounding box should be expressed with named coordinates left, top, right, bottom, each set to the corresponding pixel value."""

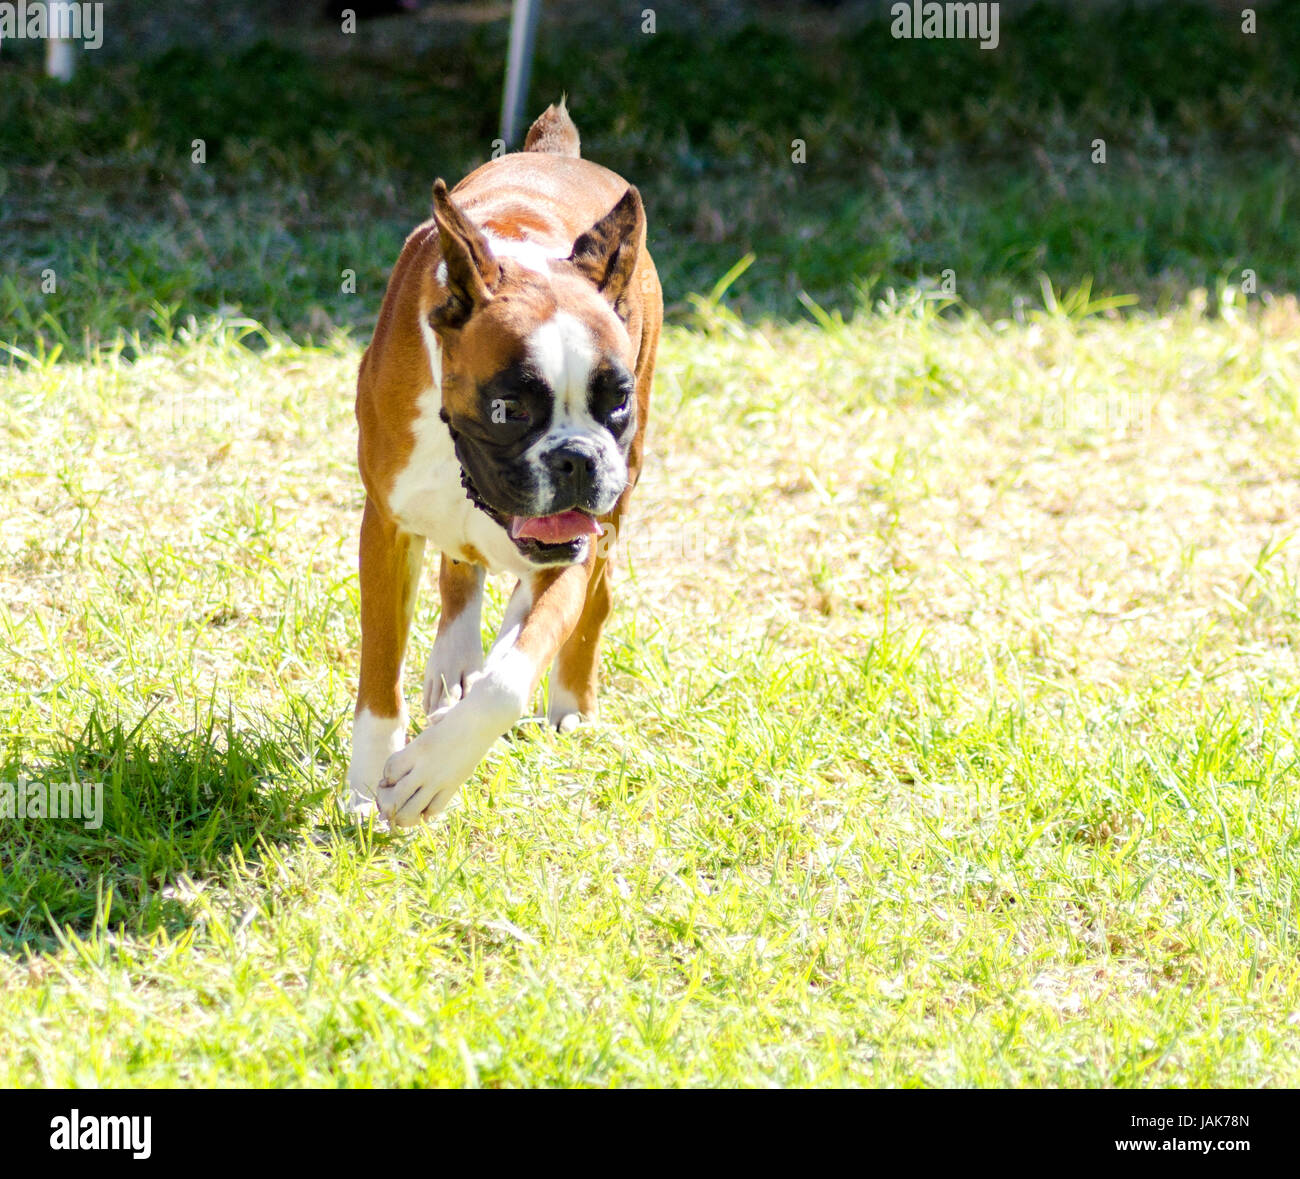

left=1, top=288, right=1298, bottom=1085
left=2, top=0, right=1300, bottom=1088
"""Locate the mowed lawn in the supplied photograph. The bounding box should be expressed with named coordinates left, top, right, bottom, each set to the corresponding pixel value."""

left=2, top=289, right=1299, bottom=1086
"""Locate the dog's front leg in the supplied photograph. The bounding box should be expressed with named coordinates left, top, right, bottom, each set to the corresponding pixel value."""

left=347, top=497, right=426, bottom=811
left=423, top=555, right=486, bottom=713
left=375, top=560, right=593, bottom=827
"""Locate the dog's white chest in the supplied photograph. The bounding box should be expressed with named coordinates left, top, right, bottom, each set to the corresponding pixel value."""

left=387, top=387, right=532, bottom=576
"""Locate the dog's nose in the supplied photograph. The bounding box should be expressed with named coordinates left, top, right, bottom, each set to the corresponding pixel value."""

left=545, top=445, right=597, bottom=500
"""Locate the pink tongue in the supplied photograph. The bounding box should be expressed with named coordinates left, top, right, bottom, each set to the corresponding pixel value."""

left=510, top=511, right=600, bottom=544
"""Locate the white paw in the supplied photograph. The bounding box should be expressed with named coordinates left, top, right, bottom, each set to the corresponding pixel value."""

left=547, top=683, right=594, bottom=733
left=376, top=661, right=528, bottom=827
left=346, top=792, right=378, bottom=819
left=347, top=709, right=406, bottom=812
left=422, top=616, right=485, bottom=714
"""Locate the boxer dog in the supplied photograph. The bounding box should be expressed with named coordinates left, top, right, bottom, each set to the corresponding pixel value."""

left=347, top=100, right=661, bottom=827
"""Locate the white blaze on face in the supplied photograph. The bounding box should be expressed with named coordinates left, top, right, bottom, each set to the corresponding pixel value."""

left=524, top=311, right=628, bottom=512
left=529, top=311, right=596, bottom=417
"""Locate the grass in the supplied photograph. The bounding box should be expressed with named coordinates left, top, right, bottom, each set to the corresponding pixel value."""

left=2, top=0, right=1300, bottom=1088
left=4, top=0, right=1300, bottom=350
left=1, top=287, right=1298, bottom=1086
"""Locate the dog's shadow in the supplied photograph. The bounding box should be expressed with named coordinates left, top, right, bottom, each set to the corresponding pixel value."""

left=0, top=707, right=331, bottom=955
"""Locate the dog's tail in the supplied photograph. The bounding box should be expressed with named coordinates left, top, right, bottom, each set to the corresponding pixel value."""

left=523, top=96, right=581, bottom=158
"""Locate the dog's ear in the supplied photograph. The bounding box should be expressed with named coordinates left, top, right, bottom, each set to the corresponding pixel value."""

left=568, top=186, right=644, bottom=316
left=430, top=179, right=501, bottom=331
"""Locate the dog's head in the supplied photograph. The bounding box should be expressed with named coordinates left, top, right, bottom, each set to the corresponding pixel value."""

left=428, top=179, right=643, bottom=567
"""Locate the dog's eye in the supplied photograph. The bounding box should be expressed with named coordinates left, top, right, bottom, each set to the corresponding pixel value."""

left=593, top=370, right=633, bottom=419
left=489, top=396, right=530, bottom=425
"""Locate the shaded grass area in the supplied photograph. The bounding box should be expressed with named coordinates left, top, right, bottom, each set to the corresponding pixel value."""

left=3, top=1, right=1300, bottom=353
left=0, top=709, right=329, bottom=952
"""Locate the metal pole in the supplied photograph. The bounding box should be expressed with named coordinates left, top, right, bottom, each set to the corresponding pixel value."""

left=500, top=0, right=541, bottom=148
left=46, top=38, right=76, bottom=82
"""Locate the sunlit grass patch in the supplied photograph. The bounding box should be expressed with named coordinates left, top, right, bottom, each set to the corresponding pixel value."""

left=1, top=293, right=1298, bottom=1085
